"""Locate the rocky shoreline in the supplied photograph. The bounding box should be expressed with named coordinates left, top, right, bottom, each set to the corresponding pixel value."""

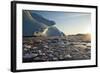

left=23, top=36, right=91, bottom=63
